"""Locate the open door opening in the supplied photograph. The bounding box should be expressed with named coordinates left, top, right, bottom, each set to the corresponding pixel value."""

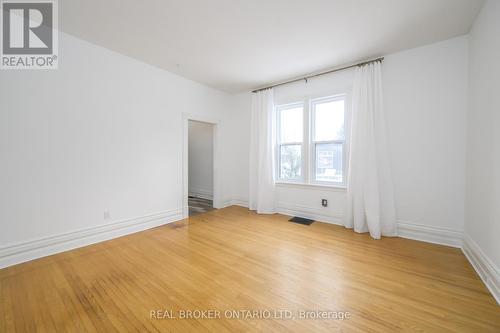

left=187, top=120, right=216, bottom=216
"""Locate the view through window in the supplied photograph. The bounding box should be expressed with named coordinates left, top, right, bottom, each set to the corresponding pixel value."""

left=276, top=95, right=347, bottom=186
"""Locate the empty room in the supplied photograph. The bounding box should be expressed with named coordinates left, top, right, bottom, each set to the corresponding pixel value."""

left=1, top=0, right=499, bottom=332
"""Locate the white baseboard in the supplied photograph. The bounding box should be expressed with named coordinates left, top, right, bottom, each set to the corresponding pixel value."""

left=276, top=201, right=344, bottom=226
left=0, top=208, right=183, bottom=269
left=220, top=199, right=249, bottom=208
left=220, top=199, right=344, bottom=225
left=188, top=188, right=213, bottom=200
left=397, top=221, right=463, bottom=248
left=225, top=201, right=463, bottom=248
left=462, top=234, right=500, bottom=305
left=276, top=205, right=464, bottom=249
left=266, top=202, right=466, bottom=249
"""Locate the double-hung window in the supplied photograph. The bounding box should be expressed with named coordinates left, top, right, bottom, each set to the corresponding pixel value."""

left=311, top=96, right=346, bottom=184
left=276, top=103, right=304, bottom=182
left=276, top=94, right=348, bottom=187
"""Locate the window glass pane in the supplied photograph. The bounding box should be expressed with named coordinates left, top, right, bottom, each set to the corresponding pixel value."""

left=279, top=106, right=303, bottom=143
left=315, top=143, right=342, bottom=183
left=280, top=144, right=301, bottom=180
left=314, top=99, right=344, bottom=141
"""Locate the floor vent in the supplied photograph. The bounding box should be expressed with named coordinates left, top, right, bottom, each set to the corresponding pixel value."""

left=289, top=216, right=315, bottom=225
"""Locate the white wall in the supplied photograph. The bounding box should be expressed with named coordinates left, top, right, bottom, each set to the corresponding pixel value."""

left=224, top=93, right=252, bottom=206
left=384, top=36, right=468, bottom=238
left=0, top=22, right=484, bottom=270
left=188, top=121, right=214, bottom=200
left=465, top=0, right=500, bottom=281
left=251, top=36, right=469, bottom=245
left=0, top=32, right=240, bottom=266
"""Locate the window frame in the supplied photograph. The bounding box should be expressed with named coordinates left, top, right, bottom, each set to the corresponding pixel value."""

left=275, top=93, right=350, bottom=188
left=310, top=94, right=348, bottom=187
left=275, top=101, right=305, bottom=183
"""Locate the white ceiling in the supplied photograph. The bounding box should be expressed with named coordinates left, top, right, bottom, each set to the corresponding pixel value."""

left=60, top=0, right=484, bottom=93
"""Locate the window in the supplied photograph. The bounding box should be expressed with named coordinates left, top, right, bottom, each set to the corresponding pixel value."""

left=312, top=96, right=346, bottom=184
left=276, top=94, right=348, bottom=186
left=276, top=103, right=303, bottom=182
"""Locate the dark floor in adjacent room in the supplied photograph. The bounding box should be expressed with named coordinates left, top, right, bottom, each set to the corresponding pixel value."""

left=188, top=196, right=215, bottom=216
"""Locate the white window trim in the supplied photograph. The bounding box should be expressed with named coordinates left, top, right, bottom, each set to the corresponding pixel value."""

left=275, top=93, right=350, bottom=188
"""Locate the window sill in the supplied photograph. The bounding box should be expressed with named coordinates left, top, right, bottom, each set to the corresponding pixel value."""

left=275, top=182, right=347, bottom=191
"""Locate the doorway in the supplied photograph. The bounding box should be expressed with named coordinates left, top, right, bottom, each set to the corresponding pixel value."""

left=187, top=120, right=216, bottom=216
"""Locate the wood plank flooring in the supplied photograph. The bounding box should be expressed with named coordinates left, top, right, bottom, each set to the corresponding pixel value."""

left=1, top=206, right=499, bottom=332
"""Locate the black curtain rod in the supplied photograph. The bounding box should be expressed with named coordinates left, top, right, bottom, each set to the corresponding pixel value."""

left=251, top=57, right=384, bottom=93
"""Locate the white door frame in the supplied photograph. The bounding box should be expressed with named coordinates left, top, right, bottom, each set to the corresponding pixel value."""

left=182, top=113, right=220, bottom=218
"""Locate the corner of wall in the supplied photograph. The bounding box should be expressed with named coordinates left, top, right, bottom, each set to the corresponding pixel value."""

left=462, top=234, right=500, bottom=305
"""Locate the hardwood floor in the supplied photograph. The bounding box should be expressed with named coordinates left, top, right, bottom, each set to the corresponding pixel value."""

left=1, top=206, right=499, bottom=332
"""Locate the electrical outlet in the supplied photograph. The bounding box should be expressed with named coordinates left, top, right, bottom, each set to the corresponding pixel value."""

left=321, top=199, right=328, bottom=207
left=104, top=210, right=111, bottom=220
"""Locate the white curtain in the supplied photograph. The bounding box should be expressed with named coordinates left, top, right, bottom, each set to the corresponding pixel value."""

left=345, top=61, right=397, bottom=239
left=249, top=89, right=276, bottom=213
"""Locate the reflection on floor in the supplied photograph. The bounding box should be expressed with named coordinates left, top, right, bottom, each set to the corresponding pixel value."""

left=188, top=196, right=215, bottom=216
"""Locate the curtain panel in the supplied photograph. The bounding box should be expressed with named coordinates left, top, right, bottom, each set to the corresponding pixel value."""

left=249, top=89, right=276, bottom=213
left=345, top=62, right=397, bottom=239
